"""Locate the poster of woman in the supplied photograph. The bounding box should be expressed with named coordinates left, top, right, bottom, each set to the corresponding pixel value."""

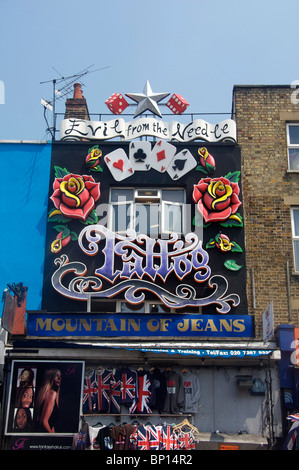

left=5, top=360, right=84, bottom=435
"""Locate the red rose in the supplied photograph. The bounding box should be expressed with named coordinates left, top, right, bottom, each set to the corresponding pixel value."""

left=50, top=173, right=101, bottom=221
left=193, top=177, right=241, bottom=223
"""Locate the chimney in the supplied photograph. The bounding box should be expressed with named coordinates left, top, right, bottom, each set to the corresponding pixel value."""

left=64, top=83, right=90, bottom=120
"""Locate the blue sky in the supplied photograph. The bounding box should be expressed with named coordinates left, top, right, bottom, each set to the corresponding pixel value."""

left=0, top=0, right=298, bottom=141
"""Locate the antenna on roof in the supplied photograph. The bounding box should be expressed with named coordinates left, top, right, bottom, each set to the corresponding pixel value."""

left=40, top=65, right=110, bottom=140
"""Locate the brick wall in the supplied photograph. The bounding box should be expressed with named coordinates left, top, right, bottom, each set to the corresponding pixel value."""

left=233, top=85, right=299, bottom=336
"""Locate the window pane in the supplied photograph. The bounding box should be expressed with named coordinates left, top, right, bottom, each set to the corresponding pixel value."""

left=121, top=302, right=145, bottom=313
left=112, top=203, right=131, bottom=232
left=288, top=149, right=299, bottom=170
left=289, top=126, right=299, bottom=145
left=149, top=303, right=171, bottom=313
left=164, top=203, right=183, bottom=233
left=293, top=210, right=299, bottom=236
left=162, top=189, right=184, bottom=203
left=294, top=241, right=299, bottom=272
left=135, top=203, right=159, bottom=237
left=111, top=189, right=133, bottom=202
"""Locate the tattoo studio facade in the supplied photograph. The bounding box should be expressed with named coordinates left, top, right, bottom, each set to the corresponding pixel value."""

left=1, top=83, right=282, bottom=451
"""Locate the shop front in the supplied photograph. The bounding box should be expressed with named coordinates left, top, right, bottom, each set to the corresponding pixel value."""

left=0, top=91, right=283, bottom=450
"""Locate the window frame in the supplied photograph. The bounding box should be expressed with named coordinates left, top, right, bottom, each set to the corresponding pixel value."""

left=291, top=207, right=299, bottom=272
left=108, top=187, right=186, bottom=237
left=286, top=123, right=299, bottom=171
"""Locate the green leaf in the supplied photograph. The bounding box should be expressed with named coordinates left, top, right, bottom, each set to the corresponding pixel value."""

left=52, top=225, right=70, bottom=239
left=230, top=242, right=243, bottom=252
left=195, top=165, right=208, bottom=174
left=48, top=209, right=71, bottom=223
left=224, top=259, right=243, bottom=271
left=219, top=213, right=243, bottom=228
left=54, top=166, right=70, bottom=178
left=80, top=210, right=98, bottom=226
left=224, top=171, right=240, bottom=183
left=206, top=238, right=216, bottom=249
left=70, top=231, right=78, bottom=241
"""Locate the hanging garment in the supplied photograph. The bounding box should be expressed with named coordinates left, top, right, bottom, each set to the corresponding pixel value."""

left=149, top=368, right=167, bottom=412
left=96, top=425, right=114, bottom=450
left=163, top=369, right=184, bottom=413
left=161, top=425, right=178, bottom=450
left=72, top=422, right=91, bottom=450
left=181, top=371, right=201, bottom=414
left=111, top=423, right=136, bottom=450
left=130, top=425, right=150, bottom=450
left=176, top=430, right=196, bottom=450
left=94, top=368, right=113, bottom=413
left=82, top=367, right=97, bottom=414
left=147, top=425, right=163, bottom=450
left=110, top=369, right=121, bottom=414
left=120, top=367, right=138, bottom=406
left=129, top=370, right=152, bottom=414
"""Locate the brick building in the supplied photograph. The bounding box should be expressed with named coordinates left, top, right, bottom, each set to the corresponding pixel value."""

left=233, top=85, right=299, bottom=330
left=4, top=83, right=299, bottom=450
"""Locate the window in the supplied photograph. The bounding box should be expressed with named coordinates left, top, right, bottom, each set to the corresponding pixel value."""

left=287, top=124, right=299, bottom=170
left=291, top=208, right=299, bottom=271
left=109, top=188, right=185, bottom=237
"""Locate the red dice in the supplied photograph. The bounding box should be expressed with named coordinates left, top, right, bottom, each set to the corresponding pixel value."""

left=166, top=93, right=189, bottom=114
left=105, top=93, right=129, bottom=114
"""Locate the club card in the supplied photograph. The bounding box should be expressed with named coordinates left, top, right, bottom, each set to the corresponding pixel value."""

left=129, top=141, right=152, bottom=171
left=167, top=149, right=197, bottom=180
left=104, top=149, right=134, bottom=181
left=150, top=140, right=177, bottom=172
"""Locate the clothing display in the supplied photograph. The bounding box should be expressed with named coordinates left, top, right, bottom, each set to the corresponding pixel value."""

left=82, top=365, right=200, bottom=417
left=181, top=370, right=201, bottom=414
left=73, top=421, right=196, bottom=450
left=163, top=369, right=185, bottom=413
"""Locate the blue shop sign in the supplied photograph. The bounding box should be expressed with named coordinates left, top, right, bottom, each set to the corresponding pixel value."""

left=27, top=313, right=253, bottom=338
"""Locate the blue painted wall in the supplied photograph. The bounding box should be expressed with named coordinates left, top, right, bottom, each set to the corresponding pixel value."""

left=0, top=142, right=51, bottom=310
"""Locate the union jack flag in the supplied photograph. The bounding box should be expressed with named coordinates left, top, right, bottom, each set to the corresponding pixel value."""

left=161, top=425, right=178, bottom=450
left=95, top=368, right=112, bottom=412
left=148, top=425, right=162, bottom=450
left=110, top=369, right=121, bottom=413
left=283, top=421, right=299, bottom=450
left=287, top=413, right=299, bottom=422
left=82, top=368, right=97, bottom=413
left=130, top=425, right=150, bottom=450
left=177, top=431, right=195, bottom=450
left=120, top=368, right=137, bottom=405
left=129, top=372, right=152, bottom=414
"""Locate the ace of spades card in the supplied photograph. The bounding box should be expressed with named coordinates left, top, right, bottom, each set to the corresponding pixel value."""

left=129, top=141, right=152, bottom=171
left=167, top=149, right=197, bottom=180
left=150, top=140, right=177, bottom=173
left=104, top=149, right=134, bottom=181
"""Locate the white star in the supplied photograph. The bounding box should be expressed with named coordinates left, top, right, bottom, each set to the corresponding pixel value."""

left=126, top=80, right=169, bottom=118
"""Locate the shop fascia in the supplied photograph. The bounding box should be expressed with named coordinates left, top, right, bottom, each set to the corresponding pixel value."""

left=59, top=116, right=237, bottom=143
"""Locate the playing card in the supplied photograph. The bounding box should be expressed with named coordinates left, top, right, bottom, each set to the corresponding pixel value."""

left=167, top=149, right=197, bottom=180
left=150, top=140, right=177, bottom=173
left=129, top=141, right=152, bottom=171
left=104, top=149, right=134, bottom=181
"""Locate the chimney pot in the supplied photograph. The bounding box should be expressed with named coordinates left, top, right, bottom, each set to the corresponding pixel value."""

left=73, top=83, right=83, bottom=99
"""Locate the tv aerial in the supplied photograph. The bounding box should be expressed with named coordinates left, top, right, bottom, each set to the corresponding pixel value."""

left=40, top=64, right=110, bottom=140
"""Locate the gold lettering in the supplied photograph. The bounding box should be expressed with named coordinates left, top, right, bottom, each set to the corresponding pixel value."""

left=120, top=319, right=126, bottom=331
left=36, top=318, right=52, bottom=331
left=52, top=318, right=65, bottom=331
left=204, top=319, right=217, bottom=332
left=191, top=319, right=204, bottom=331
left=160, top=319, right=172, bottom=331
left=93, top=319, right=105, bottom=331
left=65, top=318, right=77, bottom=332
left=147, top=319, right=160, bottom=332
left=219, top=319, right=233, bottom=332
left=79, top=319, right=92, bottom=331
left=128, top=319, right=140, bottom=331
left=177, top=319, right=189, bottom=332
left=104, top=319, right=117, bottom=331
left=233, top=319, right=245, bottom=332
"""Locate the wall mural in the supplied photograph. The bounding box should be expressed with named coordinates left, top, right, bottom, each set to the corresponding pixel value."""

left=43, top=141, right=245, bottom=315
